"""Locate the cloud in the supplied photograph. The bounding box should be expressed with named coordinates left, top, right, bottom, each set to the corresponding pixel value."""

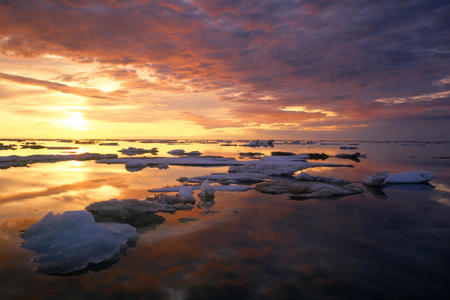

left=0, top=0, right=448, bottom=138
left=374, top=90, right=450, bottom=104
left=0, top=72, right=126, bottom=100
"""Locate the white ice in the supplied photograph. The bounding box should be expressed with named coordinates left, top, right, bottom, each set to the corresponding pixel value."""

left=20, top=211, right=138, bottom=275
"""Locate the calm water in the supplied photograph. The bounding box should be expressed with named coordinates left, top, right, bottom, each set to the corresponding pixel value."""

left=0, top=140, right=449, bottom=299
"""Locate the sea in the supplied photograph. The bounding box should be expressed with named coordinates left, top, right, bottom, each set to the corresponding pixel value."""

left=0, top=139, right=449, bottom=299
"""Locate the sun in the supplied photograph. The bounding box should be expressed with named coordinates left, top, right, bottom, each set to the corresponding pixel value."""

left=63, top=112, right=89, bottom=130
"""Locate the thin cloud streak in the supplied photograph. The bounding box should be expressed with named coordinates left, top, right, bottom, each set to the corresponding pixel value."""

left=0, top=72, right=126, bottom=100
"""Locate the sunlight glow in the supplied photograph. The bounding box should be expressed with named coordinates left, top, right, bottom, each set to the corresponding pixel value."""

left=63, top=112, right=89, bottom=130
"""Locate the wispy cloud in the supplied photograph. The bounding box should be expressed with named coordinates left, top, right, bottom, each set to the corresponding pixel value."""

left=374, top=90, right=450, bottom=104
left=0, top=72, right=126, bottom=100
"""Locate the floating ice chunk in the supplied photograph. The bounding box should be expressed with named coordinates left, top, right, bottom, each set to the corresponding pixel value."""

left=335, top=152, right=365, bottom=162
left=199, top=180, right=215, bottom=200
left=21, top=144, right=46, bottom=149
left=362, top=171, right=435, bottom=186
left=240, top=152, right=264, bottom=157
left=362, top=171, right=389, bottom=186
left=177, top=186, right=196, bottom=203
left=85, top=199, right=172, bottom=226
left=241, top=139, right=274, bottom=147
left=295, top=172, right=351, bottom=185
left=168, top=149, right=202, bottom=156
left=156, top=163, right=169, bottom=169
left=229, top=158, right=352, bottom=176
left=229, top=164, right=301, bottom=176
left=119, top=147, right=158, bottom=156
left=0, top=144, right=17, bottom=150
left=339, top=146, right=358, bottom=150
left=99, top=142, right=119, bottom=146
left=256, top=180, right=363, bottom=199
left=385, top=171, right=435, bottom=184
left=0, top=153, right=118, bottom=169
left=168, top=149, right=186, bottom=156
left=180, top=172, right=267, bottom=184
left=97, top=156, right=243, bottom=170
left=20, top=211, right=138, bottom=275
left=149, top=184, right=253, bottom=193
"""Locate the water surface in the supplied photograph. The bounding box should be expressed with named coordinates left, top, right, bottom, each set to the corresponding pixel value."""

left=0, top=140, right=449, bottom=299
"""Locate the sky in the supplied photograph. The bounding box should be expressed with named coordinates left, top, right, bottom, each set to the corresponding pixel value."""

left=0, top=0, right=449, bottom=140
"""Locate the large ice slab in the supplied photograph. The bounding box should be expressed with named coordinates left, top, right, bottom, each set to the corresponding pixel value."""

left=296, top=172, right=351, bottom=185
left=178, top=172, right=267, bottom=184
left=385, top=171, right=435, bottom=184
left=362, top=171, right=435, bottom=186
left=20, top=211, right=138, bottom=275
left=85, top=199, right=174, bottom=226
left=97, top=156, right=243, bottom=169
left=256, top=180, right=363, bottom=199
left=168, top=149, right=202, bottom=156
left=229, top=160, right=353, bottom=176
left=148, top=184, right=253, bottom=193
left=96, top=154, right=352, bottom=175
left=0, top=153, right=118, bottom=169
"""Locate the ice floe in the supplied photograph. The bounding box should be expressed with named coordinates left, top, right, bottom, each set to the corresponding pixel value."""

left=239, top=152, right=264, bottom=157
left=21, top=144, right=46, bottom=149
left=178, top=172, right=267, bottom=184
left=20, top=211, right=138, bottom=275
left=335, top=152, right=366, bottom=162
left=0, top=153, right=118, bottom=169
left=0, top=143, right=17, bottom=150
left=99, top=142, right=119, bottom=146
left=85, top=199, right=174, bottom=226
left=241, top=140, right=274, bottom=147
left=149, top=184, right=253, bottom=193
left=362, top=171, right=389, bottom=186
left=385, top=171, right=435, bottom=184
left=119, top=147, right=158, bottom=156
left=296, top=172, right=352, bottom=185
left=176, top=186, right=196, bottom=203
left=167, top=149, right=202, bottom=156
left=256, top=180, right=363, bottom=199
left=97, top=156, right=243, bottom=169
left=229, top=158, right=352, bottom=176
left=362, top=171, right=435, bottom=186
